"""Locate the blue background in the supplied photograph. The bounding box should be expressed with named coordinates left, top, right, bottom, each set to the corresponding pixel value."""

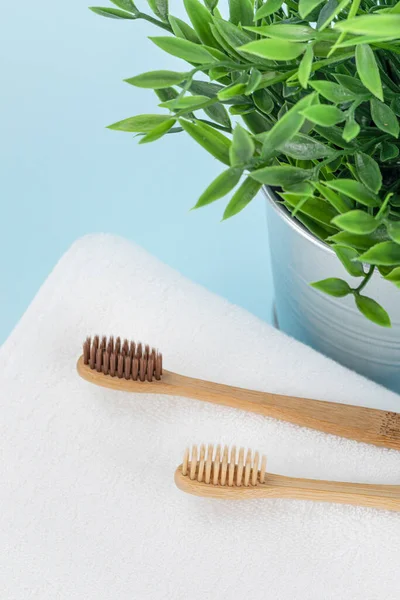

left=0, top=0, right=273, bottom=345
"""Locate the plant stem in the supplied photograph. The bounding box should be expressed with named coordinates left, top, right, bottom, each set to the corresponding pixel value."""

left=137, top=12, right=173, bottom=32
left=354, top=265, right=375, bottom=294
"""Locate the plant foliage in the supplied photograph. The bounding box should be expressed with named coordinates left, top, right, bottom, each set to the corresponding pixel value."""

left=91, top=0, right=400, bottom=326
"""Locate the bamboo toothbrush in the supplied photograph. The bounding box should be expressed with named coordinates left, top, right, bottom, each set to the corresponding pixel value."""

left=174, top=444, right=400, bottom=512
left=77, top=335, right=400, bottom=451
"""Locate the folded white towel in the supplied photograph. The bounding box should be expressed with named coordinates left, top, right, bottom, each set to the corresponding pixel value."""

left=1, top=234, right=400, bottom=600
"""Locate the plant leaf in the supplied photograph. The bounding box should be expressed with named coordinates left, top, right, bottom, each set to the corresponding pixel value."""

left=358, top=241, right=400, bottom=265
left=139, top=118, right=176, bottom=143
left=255, top=0, right=284, bottom=19
left=310, top=80, right=356, bottom=103
left=147, top=0, right=168, bottom=21
left=229, top=0, right=254, bottom=25
left=324, top=180, right=380, bottom=207
left=333, top=74, right=369, bottom=95
left=253, top=90, right=274, bottom=115
left=107, top=114, right=172, bottom=132
left=245, top=24, right=316, bottom=42
left=183, top=0, right=219, bottom=47
left=110, top=0, right=138, bottom=12
left=311, top=277, right=352, bottom=297
left=299, top=0, right=324, bottom=18
left=333, top=245, right=365, bottom=277
left=343, top=116, right=361, bottom=142
left=179, top=119, right=231, bottom=164
left=380, top=142, right=399, bottom=162
left=222, top=178, right=262, bottom=219
left=355, top=295, right=391, bottom=327
left=160, top=95, right=210, bottom=110
left=313, top=182, right=349, bottom=213
left=125, top=70, right=187, bottom=89
left=384, top=266, right=400, bottom=287
left=245, top=69, right=262, bottom=95
left=193, top=167, right=242, bottom=208
left=239, top=39, right=306, bottom=61
left=278, top=134, right=335, bottom=160
left=354, top=152, right=382, bottom=193
left=387, top=221, right=400, bottom=244
left=230, top=125, right=255, bottom=166
left=249, top=165, right=312, bottom=187
left=355, top=44, right=383, bottom=101
left=89, top=6, right=137, bottom=18
left=203, top=103, right=231, bottom=128
left=370, top=99, right=399, bottom=138
left=298, top=44, right=314, bottom=89
left=282, top=194, right=338, bottom=227
left=334, top=14, right=400, bottom=37
left=301, top=105, right=345, bottom=126
left=169, top=16, right=200, bottom=43
left=332, top=210, right=379, bottom=234
left=149, top=36, right=216, bottom=64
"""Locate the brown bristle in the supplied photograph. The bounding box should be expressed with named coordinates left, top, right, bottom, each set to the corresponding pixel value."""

left=83, top=335, right=163, bottom=382
left=182, top=445, right=267, bottom=487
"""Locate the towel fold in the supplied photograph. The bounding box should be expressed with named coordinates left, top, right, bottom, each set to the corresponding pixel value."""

left=1, top=234, right=399, bottom=600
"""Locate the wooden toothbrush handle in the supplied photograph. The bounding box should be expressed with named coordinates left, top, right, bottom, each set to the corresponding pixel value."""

left=264, top=473, right=400, bottom=512
left=166, top=372, right=400, bottom=451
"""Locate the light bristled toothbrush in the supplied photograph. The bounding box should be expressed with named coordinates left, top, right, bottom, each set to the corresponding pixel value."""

left=77, top=335, right=400, bottom=451
left=174, top=444, right=400, bottom=512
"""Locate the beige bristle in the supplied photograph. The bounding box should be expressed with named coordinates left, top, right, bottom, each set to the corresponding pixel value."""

left=212, top=445, right=221, bottom=485
left=182, top=448, right=189, bottom=476
left=83, top=335, right=163, bottom=382
left=205, top=444, right=213, bottom=484
left=236, top=448, right=244, bottom=487
left=220, top=446, right=228, bottom=486
left=198, top=444, right=206, bottom=482
left=228, top=446, right=236, bottom=487
left=190, top=446, right=198, bottom=480
left=182, top=445, right=267, bottom=488
left=244, top=449, right=252, bottom=487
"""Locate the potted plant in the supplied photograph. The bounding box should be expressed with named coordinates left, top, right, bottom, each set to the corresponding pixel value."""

left=91, top=0, right=400, bottom=392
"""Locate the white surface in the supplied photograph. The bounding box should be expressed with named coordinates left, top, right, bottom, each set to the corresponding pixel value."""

left=1, top=234, right=400, bottom=600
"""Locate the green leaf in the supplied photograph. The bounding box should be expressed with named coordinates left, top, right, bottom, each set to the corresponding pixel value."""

left=309, top=80, right=356, bottom=104
left=255, top=0, right=283, bottom=19
left=354, top=152, right=382, bottom=193
left=301, top=105, right=345, bottom=127
left=245, top=24, right=316, bottom=42
left=169, top=16, right=200, bottom=43
left=110, top=0, right=138, bottom=12
left=212, top=17, right=253, bottom=54
left=387, top=221, right=400, bottom=244
left=139, top=118, right=176, bottom=143
left=147, top=0, right=168, bottom=21
left=316, top=125, right=355, bottom=149
left=317, top=0, right=351, bottom=31
left=229, top=0, right=254, bottom=26
left=298, top=44, right=314, bottom=89
left=222, top=178, right=262, bottom=219
left=261, top=93, right=315, bottom=160
left=278, top=134, right=334, bottom=160
left=183, top=0, right=219, bottom=47
left=193, top=167, right=242, bottom=208
left=107, top=114, right=172, bottom=132
left=380, top=142, right=399, bottom=162
left=334, top=14, right=400, bottom=37
left=355, top=295, right=391, bottom=327
left=299, top=0, right=324, bottom=18
left=313, top=182, right=349, bottom=213
left=333, top=245, right=365, bottom=277
left=355, top=44, right=383, bottom=102
left=203, top=103, right=231, bottom=128
left=282, top=194, right=338, bottom=227
left=239, top=39, right=306, bottom=61
left=343, top=116, right=361, bottom=142
left=179, top=119, right=231, bottom=164
left=333, top=74, right=369, bottom=96
left=332, top=210, right=379, bottom=234
left=253, top=90, right=274, bottom=115
left=311, top=277, right=352, bottom=297
left=217, top=83, right=247, bottom=101
left=249, top=165, right=312, bottom=187
left=159, top=95, right=210, bottom=110
left=370, top=99, right=399, bottom=138
left=324, top=180, right=379, bottom=207
left=149, top=36, right=216, bottom=64
left=89, top=6, right=137, bottom=18
left=245, top=69, right=262, bottom=95
left=358, top=241, right=400, bottom=265
left=230, top=125, right=255, bottom=166
left=125, top=70, right=187, bottom=89
left=384, top=266, right=400, bottom=287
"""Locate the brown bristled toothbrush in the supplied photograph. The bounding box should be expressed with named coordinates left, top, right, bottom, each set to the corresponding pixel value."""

left=77, top=335, right=400, bottom=451
left=174, top=444, right=400, bottom=512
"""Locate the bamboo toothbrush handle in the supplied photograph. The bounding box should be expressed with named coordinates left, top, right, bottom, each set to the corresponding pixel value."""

left=263, top=473, right=400, bottom=512
left=166, top=372, right=400, bottom=451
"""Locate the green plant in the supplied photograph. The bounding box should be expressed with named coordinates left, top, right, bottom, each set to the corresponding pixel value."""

left=91, top=0, right=400, bottom=327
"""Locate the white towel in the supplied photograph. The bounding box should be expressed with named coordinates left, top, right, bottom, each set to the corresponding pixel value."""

left=1, top=234, right=399, bottom=600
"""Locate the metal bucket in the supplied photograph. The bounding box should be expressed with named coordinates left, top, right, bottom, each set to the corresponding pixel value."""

left=264, top=186, right=400, bottom=394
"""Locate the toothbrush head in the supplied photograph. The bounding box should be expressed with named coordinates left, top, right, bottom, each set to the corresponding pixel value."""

left=174, top=444, right=267, bottom=498
left=82, top=335, right=163, bottom=381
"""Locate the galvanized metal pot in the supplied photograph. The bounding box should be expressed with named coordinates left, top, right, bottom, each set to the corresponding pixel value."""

left=264, top=186, right=400, bottom=394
